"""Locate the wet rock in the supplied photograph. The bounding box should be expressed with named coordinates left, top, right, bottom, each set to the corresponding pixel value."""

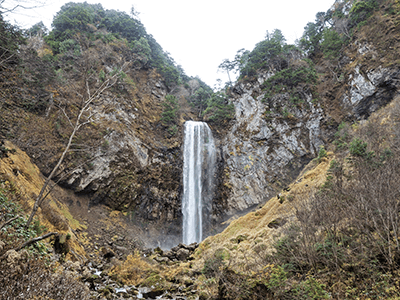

left=154, top=256, right=169, bottom=264
left=142, top=248, right=153, bottom=257
left=139, top=286, right=165, bottom=299
left=154, top=243, right=198, bottom=263
left=162, top=250, right=175, bottom=260
left=154, top=246, right=163, bottom=255
left=185, top=242, right=199, bottom=252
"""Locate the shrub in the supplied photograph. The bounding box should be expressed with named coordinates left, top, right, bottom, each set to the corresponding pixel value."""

left=0, top=189, right=49, bottom=256
left=292, top=277, right=329, bottom=300
left=59, top=38, right=80, bottom=54
left=266, top=265, right=288, bottom=292
left=239, top=29, right=286, bottom=77
left=202, top=248, right=229, bottom=278
left=161, top=94, right=179, bottom=136
left=202, top=91, right=235, bottom=123
left=98, top=69, right=105, bottom=81
left=161, top=95, right=179, bottom=125
left=349, top=0, right=379, bottom=28
left=321, top=28, right=343, bottom=61
left=333, top=122, right=351, bottom=150
left=316, top=145, right=327, bottom=163
left=0, top=15, right=25, bottom=67
left=0, top=255, right=90, bottom=299
left=261, top=59, right=317, bottom=106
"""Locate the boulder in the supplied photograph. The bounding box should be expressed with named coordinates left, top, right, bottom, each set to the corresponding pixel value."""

left=163, top=250, right=176, bottom=260
left=176, top=248, right=190, bottom=261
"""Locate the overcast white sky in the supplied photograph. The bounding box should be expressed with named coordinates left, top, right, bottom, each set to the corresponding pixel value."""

left=6, top=0, right=335, bottom=87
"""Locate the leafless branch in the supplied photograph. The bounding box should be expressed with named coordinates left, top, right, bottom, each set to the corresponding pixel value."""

left=26, top=63, right=127, bottom=227
left=0, top=215, right=19, bottom=230
left=14, top=232, right=58, bottom=251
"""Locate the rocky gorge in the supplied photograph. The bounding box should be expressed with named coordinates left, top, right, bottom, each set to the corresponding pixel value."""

left=3, top=12, right=400, bottom=248
left=2, top=0, right=400, bottom=298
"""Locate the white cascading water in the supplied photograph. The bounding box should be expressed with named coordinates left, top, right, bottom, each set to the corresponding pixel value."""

left=182, top=121, right=216, bottom=245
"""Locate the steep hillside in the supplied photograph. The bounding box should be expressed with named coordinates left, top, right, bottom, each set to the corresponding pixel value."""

left=2, top=0, right=400, bottom=299
left=1, top=2, right=237, bottom=247
left=215, top=0, right=400, bottom=222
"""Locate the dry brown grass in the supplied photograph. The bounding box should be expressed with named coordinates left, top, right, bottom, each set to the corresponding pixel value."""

left=0, top=250, right=90, bottom=300
left=191, top=153, right=333, bottom=277
left=108, top=252, right=150, bottom=285
left=0, top=141, right=87, bottom=259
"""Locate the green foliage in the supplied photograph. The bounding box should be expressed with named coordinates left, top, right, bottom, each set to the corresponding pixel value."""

left=45, top=2, right=104, bottom=52
left=202, top=91, right=235, bottom=123
left=202, top=249, right=228, bottom=278
left=188, top=78, right=234, bottom=123
left=161, top=95, right=179, bottom=125
left=292, top=277, right=329, bottom=300
left=190, top=87, right=210, bottom=110
left=158, top=62, right=180, bottom=88
left=100, top=8, right=146, bottom=45
left=349, top=137, right=368, bottom=157
left=271, top=226, right=303, bottom=272
left=321, top=28, right=344, bottom=61
left=96, top=32, right=115, bottom=43
left=25, top=21, right=48, bottom=37
left=349, top=0, right=379, bottom=28
left=317, top=145, right=327, bottom=163
left=299, top=9, right=345, bottom=56
left=167, top=124, right=178, bottom=136
left=43, top=2, right=183, bottom=87
left=231, top=48, right=250, bottom=76
left=59, top=38, right=80, bottom=54
left=188, top=79, right=213, bottom=114
left=0, top=15, right=25, bottom=66
left=282, top=107, right=290, bottom=118
left=0, top=189, right=48, bottom=256
left=239, top=29, right=287, bottom=77
left=299, top=22, right=323, bottom=54
left=98, top=69, right=105, bottom=82
left=333, top=121, right=350, bottom=150
left=298, top=10, right=333, bottom=55
left=98, top=7, right=181, bottom=86
left=131, top=37, right=151, bottom=67
left=161, top=95, right=179, bottom=136
left=261, top=59, right=317, bottom=104
left=267, top=265, right=288, bottom=290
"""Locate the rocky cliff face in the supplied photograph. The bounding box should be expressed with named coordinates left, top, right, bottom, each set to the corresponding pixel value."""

left=4, top=1, right=400, bottom=248
left=213, top=42, right=400, bottom=222
left=3, top=57, right=189, bottom=247
left=63, top=71, right=187, bottom=248
left=216, top=74, right=324, bottom=216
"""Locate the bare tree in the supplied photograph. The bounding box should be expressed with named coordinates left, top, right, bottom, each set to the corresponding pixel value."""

left=25, top=63, right=127, bottom=227
left=335, top=17, right=352, bottom=39
left=218, top=59, right=234, bottom=86
left=0, top=0, right=45, bottom=14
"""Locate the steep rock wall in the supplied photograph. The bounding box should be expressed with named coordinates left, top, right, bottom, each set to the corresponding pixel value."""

left=215, top=42, right=400, bottom=221
left=215, top=73, right=324, bottom=218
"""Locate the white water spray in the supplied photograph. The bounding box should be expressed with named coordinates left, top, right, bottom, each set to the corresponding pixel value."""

left=182, top=121, right=216, bottom=245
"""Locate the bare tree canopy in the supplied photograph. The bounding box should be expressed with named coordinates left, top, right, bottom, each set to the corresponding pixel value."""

left=0, top=0, right=46, bottom=15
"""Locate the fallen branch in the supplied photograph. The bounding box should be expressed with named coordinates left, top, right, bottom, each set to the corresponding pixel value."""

left=14, top=232, right=58, bottom=251
left=0, top=215, right=19, bottom=230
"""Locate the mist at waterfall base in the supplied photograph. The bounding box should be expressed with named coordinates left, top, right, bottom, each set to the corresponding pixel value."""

left=182, top=121, right=216, bottom=245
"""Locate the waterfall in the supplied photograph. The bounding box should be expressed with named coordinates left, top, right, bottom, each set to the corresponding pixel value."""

left=182, top=121, right=216, bottom=245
